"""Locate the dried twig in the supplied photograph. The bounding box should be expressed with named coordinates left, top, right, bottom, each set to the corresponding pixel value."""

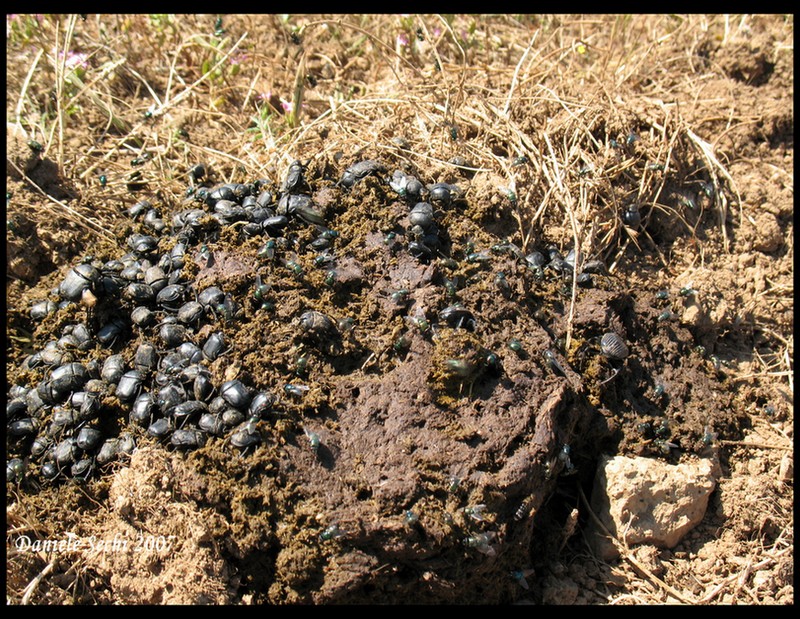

left=7, top=159, right=115, bottom=242
left=685, top=127, right=742, bottom=252
left=21, top=560, right=56, bottom=605
left=696, top=547, right=791, bottom=604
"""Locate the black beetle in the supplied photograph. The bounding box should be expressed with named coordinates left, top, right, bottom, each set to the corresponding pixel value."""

left=76, top=426, right=103, bottom=451
left=59, top=263, right=101, bottom=302
left=156, top=284, right=185, bottom=310
left=198, top=413, right=226, bottom=436
left=340, top=160, right=385, bottom=188
left=49, top=362, right=89, bottom=399
left=130, top=392, right=159, bottom=426
left=147, top=417, right=173, bottom=439
left=282, top=160, right=307, bottom=194
left=409, top=202, right=435, bottom=229
left=203, top=331, right=228, bottom=361
left=159, top=322, right=188, bottom=348
left=220, top=379, right=251, bottom=410
left=230, top=419, right=261, bottom=450
left=116, top=370, right=144, bottom=402
left=439, top=304, right=476, bottom=331
left=600, top=332, right=630, bottom=360
left=171, top=428, right=205, bottom=449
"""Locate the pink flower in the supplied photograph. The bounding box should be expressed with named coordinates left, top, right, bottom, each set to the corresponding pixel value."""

left=257, top=92, right=295, bottom=114
left=65, top=51, right=89, bottom=71
left=396, top=33, right=409, bottom=47
left=53, top=47, right=89, bottom=71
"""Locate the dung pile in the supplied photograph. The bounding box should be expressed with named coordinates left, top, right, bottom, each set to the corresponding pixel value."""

left=5, top=154, right=731, bottom=603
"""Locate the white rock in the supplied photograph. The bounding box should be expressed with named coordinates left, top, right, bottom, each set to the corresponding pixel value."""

left=588, top=454, right=717, bottom=560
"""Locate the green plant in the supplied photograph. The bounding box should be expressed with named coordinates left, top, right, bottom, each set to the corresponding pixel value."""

left=6, top=13, right=45, bottom=45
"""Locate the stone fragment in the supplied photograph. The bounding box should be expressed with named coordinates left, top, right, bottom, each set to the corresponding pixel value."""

left=588, top=454, right=718, bottom=560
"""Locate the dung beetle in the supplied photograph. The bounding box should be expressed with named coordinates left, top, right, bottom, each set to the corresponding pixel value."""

left=97, top=317, right=130, bottom=347
left=171, top=400, right=208, bottom=425
left=159, top=322, right=188, bottom=348
left=54, top=438, right=79, bottom=465
left=41, top=461, right=60, bottom=481
left=58, top=323, right=93, bottom=351
left=157, top=382, right=187, bottom=416
left=202, top=331, right=228, bottom=361
left=171, top=428, right=206, bottom=449
left=339, top=160, right=386, bottom=189
left=25, top=388, right=47, bottom=417
left=7, top=458, right=26, bottom=483
left=409, top=202, right=435, bottom=229
left=59, top=263, right=101, bottom=302
left=177, top=301, right=204, bottom=325
left=276, top=193, right=325, bottom=226
left=96, top=439, right=121, bottom=465
left=144, top=265, right=168, bottom=293
left=123, top=282, right=156, bottom=306
left=193, top=371, right=215, bottom=402
left=256, top=188, right=274, bottom=209
left=222, top=408, right=246, bottom=428
left=29, top=437, right=50, bottom=460
left=189, top=163, right=206, bottom=184
left=178, top=342, right=204, bottom=364
left=147, top=417, right=173, bottom=439
left=427, top=182, right=461, bottom=206
left=130, top=306, right=157, bottom=328
left=198, top=286, right=225, bottom=309
left=8, top=418, right=38, bottom=437
left=623, top=204, right=642, bottom=228
left=207, top=184, right=237, bottom=203
left=30, top=299, right=58, bottom=321
left=7, top=398, right=27, bottom=419
left=249, top=391, right=278, bottom=418
left=220, top=380, right=251, bottom=410
left=156, top=283, right=185, bottom=310
left=261, top=215, right=290, bottom=236
left=71, top=458, right=95, bottom=480
left=282, top=160, right=307, bottom=194
left=76, top=426, right=103, bottom=451
left=49, top=362, right=90, bottom=400
left=525, top=251, right=547, bottom=268
left=213, top=199, right=247, bottom=224
left=600, top=332, right=629, bottom=360
left=130, top=392, right=159, bottom=426
left=127, top=233, right=159, bottom=256
left=389, top=170, right=423, bottom=200
left=134, top=342, right=159, bottom=374
left=116, top=370, right=144, bottom=402
left=199, top=413, right=226, bottom=436
left=231, top=419, right=261, bottom=450
left=439, top=304, right=476, bottom=331
left=299, top=310, right=338, bottom=338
